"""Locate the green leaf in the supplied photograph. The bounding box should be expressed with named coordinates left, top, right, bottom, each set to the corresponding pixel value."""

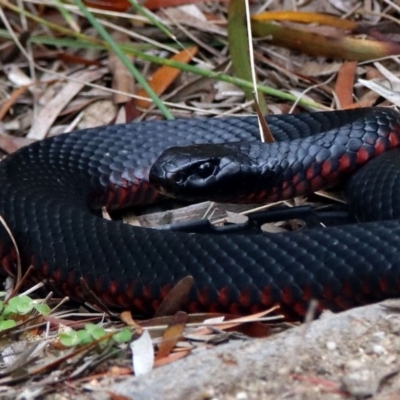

left=34, top=303, right=51, bottom=315
left=7, top=296, right=33, bottom=315
left=5, top=301, right=17, bottom=315
left=85, top=323, right=106, bottom=341
left=0, top=319, right=16, bottom=332
left=76, top=329, right=93, bottom=345
left=114, top=328, right=133, bottom=344
left=59, top=324, right=110, bottom=347
left=59, top=331, right=81, bottom=347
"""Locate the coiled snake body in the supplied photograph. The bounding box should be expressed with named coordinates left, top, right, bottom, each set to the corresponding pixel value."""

left=1, top=107, right=400, bottom=317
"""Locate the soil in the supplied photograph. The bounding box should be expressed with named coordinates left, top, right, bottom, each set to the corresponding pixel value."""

left=110, top=300, right=400, bottom=400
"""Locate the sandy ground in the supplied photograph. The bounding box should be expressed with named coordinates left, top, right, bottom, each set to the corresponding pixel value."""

left=108, top=300, right=400, bottom=400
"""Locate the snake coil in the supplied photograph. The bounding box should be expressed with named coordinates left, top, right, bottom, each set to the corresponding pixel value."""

left=0, top=107, right=399, bottom=317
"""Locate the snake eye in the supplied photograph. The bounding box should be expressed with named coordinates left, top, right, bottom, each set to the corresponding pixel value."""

left=196, top=161, right=217, bottom=179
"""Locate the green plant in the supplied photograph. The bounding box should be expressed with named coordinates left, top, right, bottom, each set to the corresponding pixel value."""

left=0, top=295, right=51, bottom=332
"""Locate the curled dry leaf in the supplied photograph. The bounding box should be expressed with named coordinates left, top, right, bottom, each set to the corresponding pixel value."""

left=253, top=11, right=358, bottom=30
left=251, top=18, right=400, bottom=61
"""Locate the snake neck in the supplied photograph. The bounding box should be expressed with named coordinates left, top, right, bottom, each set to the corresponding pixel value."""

left=150, top=108, right=400, bottom=204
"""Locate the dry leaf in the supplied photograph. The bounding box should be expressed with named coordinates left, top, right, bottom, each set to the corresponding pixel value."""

left=27, top=68, right=108, bottom=140
left=358, top=79, right=400, bottom=107
left=136, top=46, right=198, bottom=109
left=156, top=311, right=188, bottom=360
left=154, top=276, right=194, bottom=317
left=130, top=330, right=154, bottom=376
left=335, top=61, right=357, bottom=109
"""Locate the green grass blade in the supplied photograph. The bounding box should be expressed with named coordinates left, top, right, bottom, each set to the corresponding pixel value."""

left=74, top=0, right=174, bottom=120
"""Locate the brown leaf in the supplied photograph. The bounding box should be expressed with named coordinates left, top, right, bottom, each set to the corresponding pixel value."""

left=0, top=135, right=35, bottom=154
left=156, top=311, right=188, bottom=360
left=27, top=68, right=108, bottom=140
left=109, top=393, right=132, bottom=400
left=57, top=52, right=102, bottom=67
left=83, top=0, right=130, bottom=12
left=136, top=46, right=198, bottom=109
left=207, top=307, right=279, bottom=334
left=253, top=11, right=358, bottom=31
left=154, top=276, right=194, bottom=317
left=0, top=85, right=30, bottom=123
left=153, top=350, right=190, bottom=368
left=252, top=20, right=400, bottom=61
left=109, top=31, right=135, bottom=105
left=335, top=61, right=358, bottom=109
left=120, top=311, right=140, bottom=327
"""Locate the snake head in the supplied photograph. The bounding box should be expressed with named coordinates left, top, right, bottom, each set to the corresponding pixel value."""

left=149, top=143, right=269, bottom=202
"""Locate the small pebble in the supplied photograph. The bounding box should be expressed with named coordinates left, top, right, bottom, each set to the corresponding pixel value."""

left=373, top=331, right=385, bottom=340
left=326, top=341, right=336, bottom=350
left=373, top=344, right=386, bottom=355
left=341, top=369, right=379, bottom=397
left=345, top=359, right=365, bottom=370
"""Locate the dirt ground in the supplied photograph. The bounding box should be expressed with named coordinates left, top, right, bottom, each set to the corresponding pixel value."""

left=107, top=301, right=400, bottom=400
